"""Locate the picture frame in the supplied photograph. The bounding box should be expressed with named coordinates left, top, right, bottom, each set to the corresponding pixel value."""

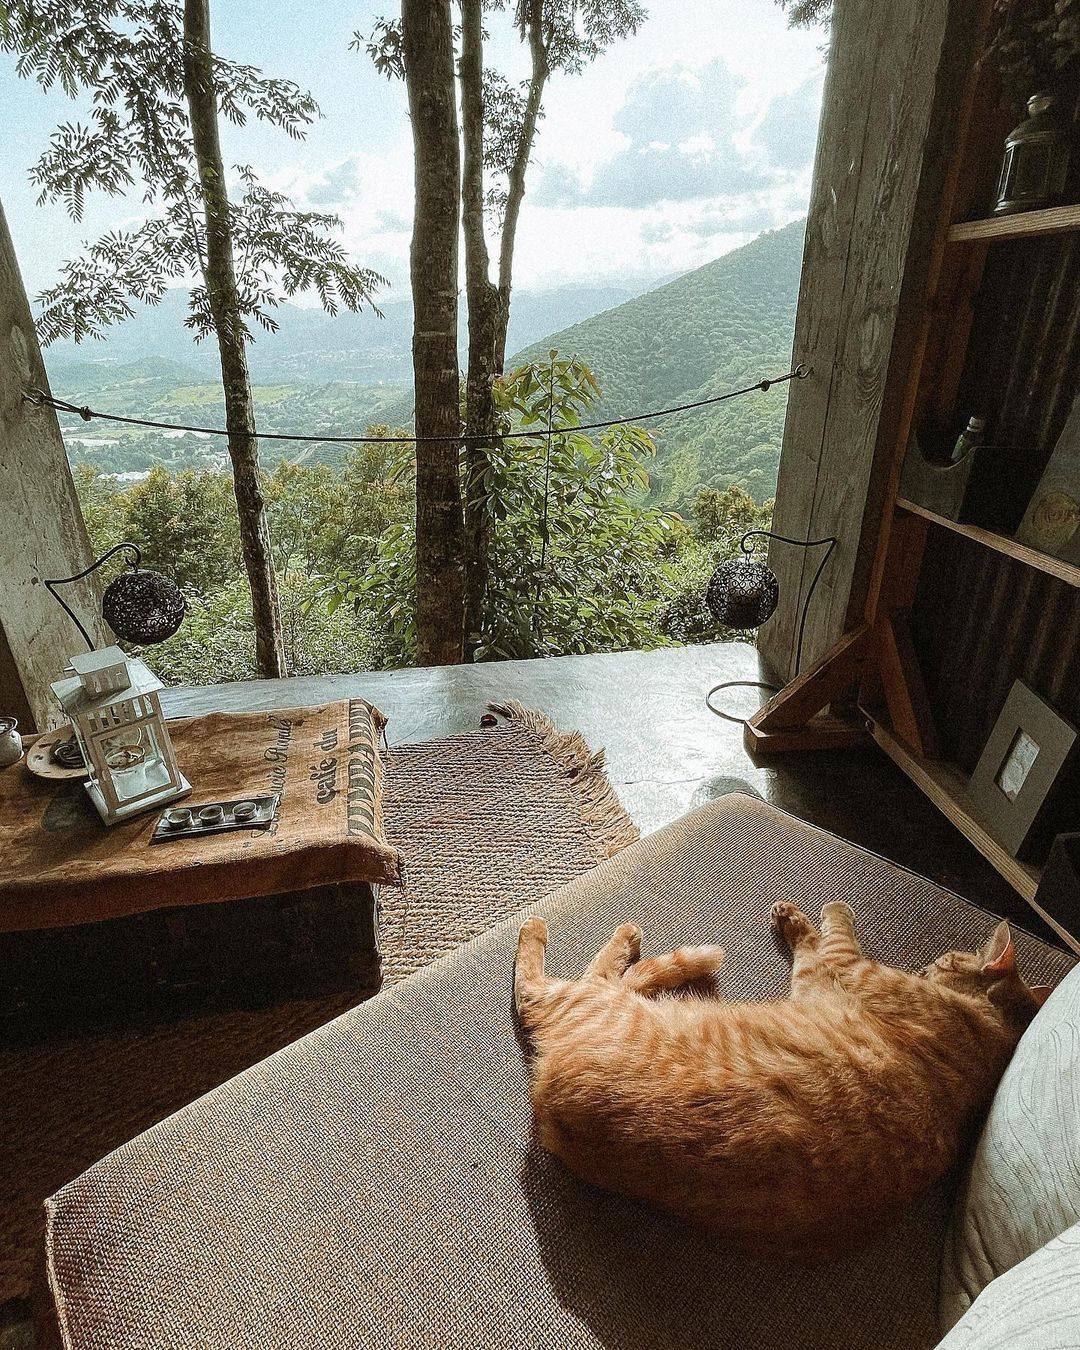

left=1015, top=394, right=1080, bottom=563
left=968, top=680, right=1078, bottom=858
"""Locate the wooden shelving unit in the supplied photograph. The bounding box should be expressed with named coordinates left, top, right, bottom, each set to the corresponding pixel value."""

left=747, top=15, right=1080, bottom=937
left=868, top=718, right=1080, bottom=955
left=896, top=499, right=1080, bottom=589
left=866, top=717, right=1042, bottom=900
left=948, top=202, right=1080, bottom=244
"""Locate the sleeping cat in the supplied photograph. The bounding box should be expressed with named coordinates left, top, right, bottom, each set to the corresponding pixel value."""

left=514, top=900, right=1053, bottom=1251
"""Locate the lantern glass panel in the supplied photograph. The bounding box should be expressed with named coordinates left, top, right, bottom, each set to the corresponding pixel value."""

left=1015, top=143, right=1051, bottom=199
left=94, top=715, right=170, bottom=804
left=51, top=656, right=190, bottom=824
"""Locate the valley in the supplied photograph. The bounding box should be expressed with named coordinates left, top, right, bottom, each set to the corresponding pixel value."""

left=46, top=220, right=805, bottom=510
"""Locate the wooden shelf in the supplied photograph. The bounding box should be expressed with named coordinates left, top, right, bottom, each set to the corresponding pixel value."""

left=896, top=498, right=1080, bottom=589
left=948, top=203, right=1080, bottom=244
left=868, top=717, right=1080, bottom=952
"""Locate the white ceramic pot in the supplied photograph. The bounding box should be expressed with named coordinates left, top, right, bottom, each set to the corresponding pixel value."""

left=0, top=717, right=23, bottom=767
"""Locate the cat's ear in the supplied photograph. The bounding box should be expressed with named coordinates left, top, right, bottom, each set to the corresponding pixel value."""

left=981, top=921, right=1016, bottom=977
left=1030, top=984, right=1054, bottom=1007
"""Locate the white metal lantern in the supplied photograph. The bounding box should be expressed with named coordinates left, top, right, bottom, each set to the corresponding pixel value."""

left=50, top=646, right=190, bottom=825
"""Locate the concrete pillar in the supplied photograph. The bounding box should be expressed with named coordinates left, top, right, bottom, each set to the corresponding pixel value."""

left=0, top=197, right=107, bottom=732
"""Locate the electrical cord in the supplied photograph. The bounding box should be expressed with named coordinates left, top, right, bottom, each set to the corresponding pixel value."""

left=706, top=532, right=838, bottom=726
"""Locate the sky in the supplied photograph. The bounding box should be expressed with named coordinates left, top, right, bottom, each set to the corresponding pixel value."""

left=0, top=0, right=826, bottom=307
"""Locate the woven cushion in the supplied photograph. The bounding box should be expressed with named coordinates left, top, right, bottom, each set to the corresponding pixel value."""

left=939, top=962, right=1080, bottom=1331
left=938, top=1221, right=1080, bottom=1348
left=46, top=796, right=1074, bottom=1350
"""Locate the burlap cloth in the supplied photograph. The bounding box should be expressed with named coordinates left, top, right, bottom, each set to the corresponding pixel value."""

left=0, top=700, right=400, bottom=932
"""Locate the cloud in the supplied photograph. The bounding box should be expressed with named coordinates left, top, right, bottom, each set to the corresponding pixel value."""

left=305, top=158, right=365, bottom=206
left=752, top=73, right=825, bottom=171
left=588, top=141, right=757, bottom=207
left=535, top=59, right=763, bottom=210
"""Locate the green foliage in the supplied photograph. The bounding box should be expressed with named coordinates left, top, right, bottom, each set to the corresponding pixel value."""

left=72, top=464, right=126, bottom=553
left=479, top=355, right=676, bottom=659
left=510, top=221, right=805, bottom=513
left=74, top=411, right=772, bottom=682
left=73, top=447, right=405, bottom=683
left=145, top=575, right=390, bottom=686
left=262, top=449, right=409, bottom=578
left=775, top=0, right=830, bottom=27
left=658, top=487, right=773, bottom=645
left=983, top=0, right=1080, bottom=102
left=326, top=355, right=679, bottom=664
left=120, top=465, right=240, bottom=593
left=1, top=0, right=384, bottom=345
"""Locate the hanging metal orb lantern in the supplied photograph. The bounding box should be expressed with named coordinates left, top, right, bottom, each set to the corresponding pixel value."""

left=102, top=565, right=187, bottom=645
left=706, top=558, right=780, bottom=630
left=994, top=92, right=1071, bottom=216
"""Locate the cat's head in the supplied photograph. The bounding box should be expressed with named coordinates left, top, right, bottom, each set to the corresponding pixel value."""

left=924, top=921, right=1054, bottom=1034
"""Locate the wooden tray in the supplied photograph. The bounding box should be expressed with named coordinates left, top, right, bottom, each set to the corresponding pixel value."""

left=24, top=725, right=89, bottom=781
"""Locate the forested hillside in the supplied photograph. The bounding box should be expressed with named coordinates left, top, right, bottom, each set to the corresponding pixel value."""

left=46, top=282, right=644, bottom=386
left=47, top=224, right=804, bottom=496
left=511, top=219, right=805, bottom=507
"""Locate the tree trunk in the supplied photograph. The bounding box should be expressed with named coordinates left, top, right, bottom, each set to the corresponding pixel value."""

left=494, top=0, right=549, bottom=369
left=402, top=0, right=466, bottom=666
left=460, top=0, right=500, bottom=657
left=182, top=0, right=286, bottom=679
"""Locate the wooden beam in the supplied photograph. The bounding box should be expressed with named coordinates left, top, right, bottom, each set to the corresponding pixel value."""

left=744, top=712, right=865, bottom=755
left=876, top=613, right=939, bottom=758
left=761, top=0, right=987, bottom=682
left=862, top=11, right=996, bottom=627
left=0, top=198, right=106, bottom=731
left=748, top=623, right=871, bottom=734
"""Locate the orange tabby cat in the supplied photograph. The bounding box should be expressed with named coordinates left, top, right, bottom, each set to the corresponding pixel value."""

left=515, top=900, right=1053, bottom=1251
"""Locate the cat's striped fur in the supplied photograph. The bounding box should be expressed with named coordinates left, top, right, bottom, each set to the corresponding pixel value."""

left=515, top=901, right=1052, bottom=1251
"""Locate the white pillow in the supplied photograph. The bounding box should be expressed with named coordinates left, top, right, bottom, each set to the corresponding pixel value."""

left=939, top=963, right=1080, bottom=1331
left=937, top=1221, right=1080, bottom=1348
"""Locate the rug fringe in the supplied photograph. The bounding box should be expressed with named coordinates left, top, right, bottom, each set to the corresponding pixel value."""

left=488, top=701, right=640, bottom=858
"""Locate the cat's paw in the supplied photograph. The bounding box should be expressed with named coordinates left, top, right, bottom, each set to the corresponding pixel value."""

left=820, top=900, right=856, bottom=928
left=519, top=917, right=549, bottom=945
left=613, top=923, right=643, bottom=964
left=770, top=901, right=814, bottom=948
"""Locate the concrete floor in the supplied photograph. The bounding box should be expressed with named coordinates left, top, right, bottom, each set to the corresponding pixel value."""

left=164, top=641, right=1055, bottom=943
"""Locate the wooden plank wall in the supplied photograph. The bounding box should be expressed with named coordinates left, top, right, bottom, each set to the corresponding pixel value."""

left=760, top=0, right=983, bottom=682
left=0, top=199, right=106, bottom=732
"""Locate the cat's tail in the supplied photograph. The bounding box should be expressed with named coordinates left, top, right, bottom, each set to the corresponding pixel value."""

left=622, top=945, right=727, bottom=996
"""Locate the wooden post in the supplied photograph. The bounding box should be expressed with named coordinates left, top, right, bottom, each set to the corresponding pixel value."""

left=759, top=0, right=984, bottom=683
left=0, top=198, right=106, bottom=732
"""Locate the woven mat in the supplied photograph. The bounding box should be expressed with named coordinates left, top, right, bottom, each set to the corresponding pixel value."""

left=0, top=704, right=636, bottom=1322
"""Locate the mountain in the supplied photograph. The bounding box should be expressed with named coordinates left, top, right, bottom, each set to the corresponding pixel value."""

left=47, top=224, right=806, bottom=498
left=508, top=220, right=806, bottom=507
left=46, top=280, right=649, bottom=387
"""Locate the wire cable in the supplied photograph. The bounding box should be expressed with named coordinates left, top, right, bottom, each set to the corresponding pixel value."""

left=705, top=531, right=838, bottom=727
left=23, top=364, right=811, bottom=447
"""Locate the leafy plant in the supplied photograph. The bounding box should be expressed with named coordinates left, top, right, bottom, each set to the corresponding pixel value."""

left=324, top=355, right=678, bottom=663
left=1, top=4, right=384, bottom=345
left=657, top=486, right=773, bottom=644
left=1, top=0, right=385, bottom=677
left=983, top=0, right=1080, bottom=103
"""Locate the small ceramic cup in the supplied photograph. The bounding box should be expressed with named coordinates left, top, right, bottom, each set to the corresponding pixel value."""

left=165, top=806, right=192, bottom=829
left=0, top=717, right=23, bottom=768
left=197, top=804, right=225, bottom=826
left=232, top=800, right=259, bottom=822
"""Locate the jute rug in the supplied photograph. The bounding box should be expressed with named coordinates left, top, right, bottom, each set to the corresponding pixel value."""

left=0, top=703, right=637, bottom=1332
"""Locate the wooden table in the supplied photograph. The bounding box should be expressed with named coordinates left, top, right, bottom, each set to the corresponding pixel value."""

left=0, top=700, right=397, bottom=1025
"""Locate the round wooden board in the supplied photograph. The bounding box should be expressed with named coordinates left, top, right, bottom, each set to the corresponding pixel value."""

left=25, top=726, right=89, bottom=781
